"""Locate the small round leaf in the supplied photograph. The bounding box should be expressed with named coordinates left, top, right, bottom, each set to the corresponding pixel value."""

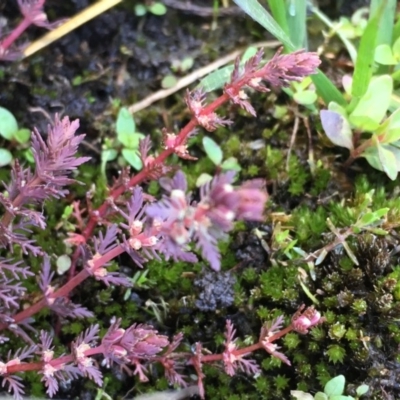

left=56, top=255, right=72, bottom=275
left=203, top=136, right=223, bottom=165
left=122, top=148, right=143, bottom=170
left=14, top=128, right=31, bottom=144
left=0, top=148, right=12, bottom=166
left=148, top=2, right=167, bottom=15
left=0, top=107, right=18, bottom=140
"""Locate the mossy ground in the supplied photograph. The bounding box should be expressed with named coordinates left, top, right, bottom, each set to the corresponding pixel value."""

left=1, top=0, right=399, bottom=399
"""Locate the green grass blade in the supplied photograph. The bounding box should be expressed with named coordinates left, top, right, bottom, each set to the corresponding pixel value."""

left=311, top=70, right=347, bottom=106
left=286, top=0, right=307, bottom=50
left=370, top=0, right=396, bottom=46
left=350, top=5, right=382, bottom=104
left=233, top=0, right=295, bottom=50
left=266, top=0, right=290, bottom=37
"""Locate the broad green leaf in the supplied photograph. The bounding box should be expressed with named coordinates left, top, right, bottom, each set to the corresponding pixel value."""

left=328, top=101, right=348, bottom=118
left=330, top=396, right=354, bottom=400
left=203, top=136, right=223, bottom=165
left=314, top=393, right=328, bottom=400
left=56, top=255, right=71, bottom=275
left=221, top=156, right=241, bottom=171
left=122, top=149, right=143, bottom=170
left=393, top=36, right=400, bottom=59
left=293, top=90, right=317, bottom=105
left=196, top=173, right=213, bottom=187
left=381, top=107, right=400, bottom=143
left=375, top=44, right=396, bottom=65
left=324, top=375, right=345, bottom=396
left=233, top=0, right=295, bottom=50
left=370, top=228, right=389, bottom=235
left=357, top=208, right=388, bottom=227
left=363, top=146, right=382, bottom=171
left=356, top=384, right=369, bottom=396
left=148, top=2, right=167, bottom=15
left=134, top=4, right=147, bottom=16
left=377, top=143, right=398, bottom=180
left=348, top=116, right=380, bottom=132
left=101, top=148, right=118, bottom=162
left=0, top=107, right=18, bottom=140
left=311, top=70, right=346, bottom=106
left=161, top=75, right=177, bottom=89
left=116, top=107, right=136, bottom=143
left=0, top=148, right=12, bottom=167
left=350, top=7, right=381, bottom=102
left=290, top=390, right=314, bottom=400
left=320, top=110, right=353, bottom=150
left=349, top=75, right=393, bottom=130
left=14, top=128, right=31, bottom=144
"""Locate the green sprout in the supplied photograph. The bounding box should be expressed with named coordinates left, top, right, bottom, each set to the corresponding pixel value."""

left=291, top=375, right=369, bottom=400
left=0, top=106, right=31, bottom=166
left=101, top=107, right=145, bottom=174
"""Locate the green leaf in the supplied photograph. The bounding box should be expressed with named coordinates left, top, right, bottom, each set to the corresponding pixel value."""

left=290, top=391, right=314, bottom=400
left=196, top=173, right=213, bottom=187
left=356, top=384, right=369, bottom=397
left=375, top=44, right=396, bottom=65
left=56, top=255, right=71, bottom=275
left=266, top=0, right=290, bottom=38
left=148, top=2, right=167, bottom=15
left=134, top=4, right=147, bottom=16
left=293, top=90, right=317, bottom=105
left=116, top=107, right=136, bottom=139
left=381, top=108, right=400, bottom=143
left=0, top=148, right=12, bottom=166
left=393, top=36, right=400, bottom=59
left=350, top=6, right=381, bottom=102
left=0, top=107, right=18, bottom=140
left=349, top=75, right=393, bottom=130
left=314, top=393, right=329, bottom=400
left=324, top=375, right=345, bottom=396
left=161, top=74, right=177, bottom=89
left=377, top=143, right=398, bottom=180
left=320, top=110, right=353, bottom=150
left=221, top=156, right=241, bottom=171
left=14, top=128, right=31, bottom=144
left=101, top=148, right=118, bottom=162
left=116, top=107, right=145, bottom=148
left=122, top=148, right=143, bottom=170
left=286, top=0, right=307, bottom=50
left=311, top=70, right=346, bottom=106
left=370, top=0, right=396, bottom=47
left=203, top=136, right=223, bottom=165
left=370, top=227, right=389, bottom=235
left=357, top=208, right=389, bottom=227
left=233, top=0, right=295, bottom=50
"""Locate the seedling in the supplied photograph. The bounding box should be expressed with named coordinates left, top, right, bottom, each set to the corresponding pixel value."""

left=196, top=136, right=241, bottom=186
left=291, top=374, right=369, bottom=400
left=101, top=107, right=145, bottom=173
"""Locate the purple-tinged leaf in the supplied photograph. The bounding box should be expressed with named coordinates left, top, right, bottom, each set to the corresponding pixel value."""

left=320, top=110, right=353, bottom=150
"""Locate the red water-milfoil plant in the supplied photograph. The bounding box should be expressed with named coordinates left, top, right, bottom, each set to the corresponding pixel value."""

left=0, top=47, right=321, bottom=399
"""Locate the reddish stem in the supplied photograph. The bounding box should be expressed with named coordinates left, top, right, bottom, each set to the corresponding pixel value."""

left=0, top=18, right=32, bottom=54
